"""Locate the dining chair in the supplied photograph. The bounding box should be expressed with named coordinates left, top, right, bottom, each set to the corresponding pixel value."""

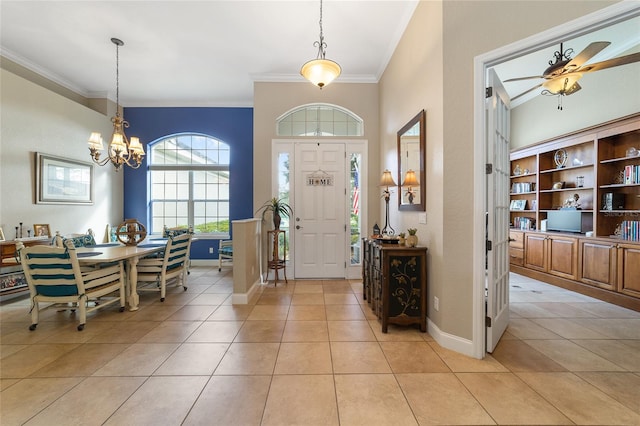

left=19, top=239, right=126, bottom=331
left=136, top=232, right=192, bottom=301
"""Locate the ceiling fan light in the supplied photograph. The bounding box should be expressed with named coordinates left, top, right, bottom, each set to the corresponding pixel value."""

left=300, top=58, right=341, bottom=88
left=542, top=73, right=582, bottom=94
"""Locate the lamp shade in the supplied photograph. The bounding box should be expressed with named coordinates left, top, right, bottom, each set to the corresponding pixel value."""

left=402, top=170, right=420, bottom=187
left=542, top=73, right=582, bottom=94
left=128, top=137, right=145, bottom=155
left=88, top=132, right=104, bottom=150
left=300, top=58, right=341, bottom=88
left=380, top=169, right=397, bottom=187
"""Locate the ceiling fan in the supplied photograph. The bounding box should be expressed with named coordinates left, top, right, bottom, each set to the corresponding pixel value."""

left=505, top=41, right=640, bottom=109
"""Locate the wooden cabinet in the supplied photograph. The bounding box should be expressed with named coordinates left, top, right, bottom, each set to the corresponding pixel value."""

left=363, top=239, right=427, bottom=333
left=509, top=230, right=524, bottom=266
left=579, top=239, right=617, bottom=290
left=618, top=243, right=640, bottom=298
left=524, top=233, right=577, bottom=280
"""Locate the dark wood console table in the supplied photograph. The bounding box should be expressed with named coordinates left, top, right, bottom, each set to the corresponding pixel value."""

left=363, top=239, right=427, bottom=332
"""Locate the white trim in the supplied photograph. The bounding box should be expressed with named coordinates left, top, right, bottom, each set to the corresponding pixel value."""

left=428, top=318, right=475, bottom=358
left=231, top=279, right=261, bottom=304
left=472, top=1, right=640, bottom=359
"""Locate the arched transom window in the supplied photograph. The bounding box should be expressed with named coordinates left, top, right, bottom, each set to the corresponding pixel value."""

left=276, top=103, right=363, bottom=136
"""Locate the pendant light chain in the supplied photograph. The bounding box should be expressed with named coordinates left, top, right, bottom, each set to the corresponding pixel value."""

left=315, top=0, right=327, bottom=59
left=115, top=40, right=119, bottom=108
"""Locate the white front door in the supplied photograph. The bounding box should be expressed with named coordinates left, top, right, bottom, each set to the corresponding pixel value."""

left=293, top=142, right=346, bottom=278
left=486, top=68, right=511, bottom=353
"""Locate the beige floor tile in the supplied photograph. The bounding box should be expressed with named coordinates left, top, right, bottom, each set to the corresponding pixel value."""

left=567, top=302, right=640, bottom=319
left=256, top=293, right=292, bottom=305
left=184, top=375, right=271, bottom=426
left=335, top=374, right=417, bottom=425
left=428, top=344, right=508, bottom=373
left=30, top=343, right=130, bottom=377
left=1, top=343, right=79, bottom=379
left=396, top=373, right=495, bottom=425
left=380, top=341, right=450, bottom=373
left=154, top=342, right=229, bottom=375
left=186, top=320, right=243, bottom=342
left=104, top=376, right=208, bottom=425
left=530, top=301, right=599, bottom=318
left=127, top=304, right=182, bottom=321
left=92, top=343, right=179, bottom=376
left=0, top=377, right=82, bottom=425
left=322, top=281, right=353, bottom=293
left=509, top=302, right=558, bottom=318
left=457, top=372, right=572, bottom=424
left=577, top=371, right=640, bottom=414
left=24, top=376, right=145, bottom=426
left=187, top=292, right=229, bottom=305
left=0, top=322, right=65, bottom=345
left=37, top=320, right=115, bottom=344
left=577, top=318, right=640, bottom=339
left=291, top=293, right=325, bottom=305
left=490, top=339, right=567, bottom=372
left=0, top=344, right=27, bottom=359
left=137, top=320, right=201, bottom=343
left=153, top=290, right=199, bottom=305
left=274, top=342, right=333, bottom=374
left=572, top=339, right=640, bottom=371
left=207, top=304, right=254, bottom=320
left=246, top=304, right=290, bottom=320
left=505, top=317, right=562, bottom=340
left=518, top=372, right=640, bottom=425
left=215, top=342, right=279, bottom=375
left=293, top=283, right=324, bottom=294
left=325, top=304, right=366, bottom=320
left=523, top=339, right=625, bottom=371
left=324, top=293, right=359, bottom=305
left=331, top=341, right=391, bottom=373
left=0, top=378, right=20, bottom=391
left=235, top=320, right=285, bottom=342
left=262, top=374, right=339, bottom=426
left=531, top=317, right=608, bottom=339
left=85, top=320, right=160, bottom=344
left=287, top=305, right=327, bottom=320
left=369, top=320, right=427, bottom=341
left=281, top=320, right=328, bottom=342
left=166, top=304, right=217, bottom=321
left=328, top=320, right=376, bottom=341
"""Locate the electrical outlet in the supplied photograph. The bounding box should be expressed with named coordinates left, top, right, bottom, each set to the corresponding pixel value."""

left=434, top=296, right=439, bottom=311
left=209, top=247, right=214, bottom=254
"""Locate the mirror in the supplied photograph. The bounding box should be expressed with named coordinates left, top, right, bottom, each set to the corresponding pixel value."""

left=397, top=109, right=426, bottom=211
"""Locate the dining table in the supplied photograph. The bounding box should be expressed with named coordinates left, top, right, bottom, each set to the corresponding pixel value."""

left=75, top=242, right=167, bottom=310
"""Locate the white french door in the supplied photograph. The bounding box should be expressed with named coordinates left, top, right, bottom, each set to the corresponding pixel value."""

left=293, top=142, right=346, bottom=278
left=486, top=68, right=511, bottom=353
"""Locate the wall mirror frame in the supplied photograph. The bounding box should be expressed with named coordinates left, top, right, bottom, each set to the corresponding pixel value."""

left=397, top=109, right=426, bottom=211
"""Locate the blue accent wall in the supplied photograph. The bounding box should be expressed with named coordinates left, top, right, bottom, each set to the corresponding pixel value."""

left=123, top=107, right=253, bottom=260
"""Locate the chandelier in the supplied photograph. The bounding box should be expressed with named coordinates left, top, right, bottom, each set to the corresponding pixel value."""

left=300, top=0, right=341, bottom=88
left=88, top=38, right=144, bottom=171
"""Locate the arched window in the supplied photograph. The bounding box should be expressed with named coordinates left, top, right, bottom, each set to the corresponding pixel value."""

left=149, top=133, right=230, bottom=236
left=276, top=103, right=364, bottom=136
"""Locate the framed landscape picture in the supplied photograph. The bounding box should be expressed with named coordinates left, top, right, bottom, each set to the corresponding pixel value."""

left=36, top=152, right=93, bottom=204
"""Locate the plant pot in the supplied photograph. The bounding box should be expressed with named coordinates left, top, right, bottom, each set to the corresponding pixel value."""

left=398, top=237, right=406, bottom=246
left=406, top=234, right=418, bottom=247
left=273, top=212, right=281, bottom=230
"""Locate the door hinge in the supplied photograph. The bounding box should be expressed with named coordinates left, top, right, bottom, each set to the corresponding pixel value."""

left=345, top=224, right=347, bottom=232
left=486, top=240, right=492, bottom=251
left=486, top=87, right=493, bottom=98
left=486, top=163, right=493, bottom=174
left=485, top=316, right=492, bottom=327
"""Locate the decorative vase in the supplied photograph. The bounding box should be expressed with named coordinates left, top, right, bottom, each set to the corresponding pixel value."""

left=398, top=236, right=406, bottom=246
left=273, top=212, right=281, bottom=230
left=406, top=234, right=418, bottom=247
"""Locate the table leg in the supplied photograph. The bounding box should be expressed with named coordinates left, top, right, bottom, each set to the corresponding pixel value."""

left=127, top=256, right=140, bottom=311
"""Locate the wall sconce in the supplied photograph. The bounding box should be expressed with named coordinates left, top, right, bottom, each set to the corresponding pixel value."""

left=402, top=169, right=420, bottom=204
left=380, top=169, right=397, bottom=235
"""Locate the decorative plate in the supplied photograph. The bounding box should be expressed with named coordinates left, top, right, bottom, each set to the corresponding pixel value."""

left=554, top=149, right=567, bottom=168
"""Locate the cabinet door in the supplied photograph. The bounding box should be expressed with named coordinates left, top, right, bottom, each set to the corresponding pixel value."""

left=618, top=243, right=640, bottom=298
left=579, top=240, right=616, bottom=290
left=547, top=236, right=578, bottom=280
left=524, top=234, right=546, bottom=271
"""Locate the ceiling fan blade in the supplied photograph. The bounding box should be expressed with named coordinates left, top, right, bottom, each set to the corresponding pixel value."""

left=511, top=83, right=543, bottom=101
left=564, top=41, right=610, bottom=71
left=504, top=75, right=544, bottom=83
left=578, top=51, right=640, bottom=73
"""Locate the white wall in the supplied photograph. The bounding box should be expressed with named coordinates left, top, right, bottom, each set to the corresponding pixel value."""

left=0, top=69, right=124, bottom=241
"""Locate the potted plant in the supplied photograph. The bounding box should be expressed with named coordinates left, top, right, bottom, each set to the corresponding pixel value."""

left=257, top=197, right=293, bottom=229
left=406, top=228, right=418, bottom=247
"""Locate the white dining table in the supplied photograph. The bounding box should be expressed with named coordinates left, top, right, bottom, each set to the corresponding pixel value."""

left=76, top=243, right=166, bottom=310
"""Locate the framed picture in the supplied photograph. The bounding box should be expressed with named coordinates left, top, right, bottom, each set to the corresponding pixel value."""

left=510, top=200, right=526, bottom=210
left=36, top=152, right=93, bottom=204
left=33, top=224, right=51, bottom=238
left=0, top=227, right=5, bottom=241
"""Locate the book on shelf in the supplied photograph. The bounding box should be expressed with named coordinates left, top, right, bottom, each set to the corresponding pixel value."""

left=623, top=165, right=639, bottom=185
left=512, top=216, right=535, bottom=230
left=621, top=220, right=640, bottom=242
left=511, top=182, right=536, bottom=193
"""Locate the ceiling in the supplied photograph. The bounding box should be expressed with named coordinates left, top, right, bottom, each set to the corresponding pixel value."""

left=1, top=1, right=638, bottom=108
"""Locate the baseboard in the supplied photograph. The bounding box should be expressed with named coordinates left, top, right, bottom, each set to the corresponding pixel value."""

left=190, top=259, right=219, bottom=267
left=231, top=278, right=260, bottom=304
left=428, top=318, right=477, bottom=359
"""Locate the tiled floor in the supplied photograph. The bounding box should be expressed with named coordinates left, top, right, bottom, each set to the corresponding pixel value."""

left=1, top=268, right=639, bottom=425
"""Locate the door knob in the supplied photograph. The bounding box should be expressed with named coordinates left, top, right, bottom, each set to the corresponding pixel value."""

left=296, top=225, right=303, bottom=230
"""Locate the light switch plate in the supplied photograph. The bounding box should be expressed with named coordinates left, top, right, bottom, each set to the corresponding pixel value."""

left=418, top=212, right=427, bottom=224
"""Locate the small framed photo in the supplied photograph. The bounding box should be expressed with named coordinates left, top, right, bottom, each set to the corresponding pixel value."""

left=33, top=224, right=51, bottom=238
left=0, top=227, right=5, bottom=241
